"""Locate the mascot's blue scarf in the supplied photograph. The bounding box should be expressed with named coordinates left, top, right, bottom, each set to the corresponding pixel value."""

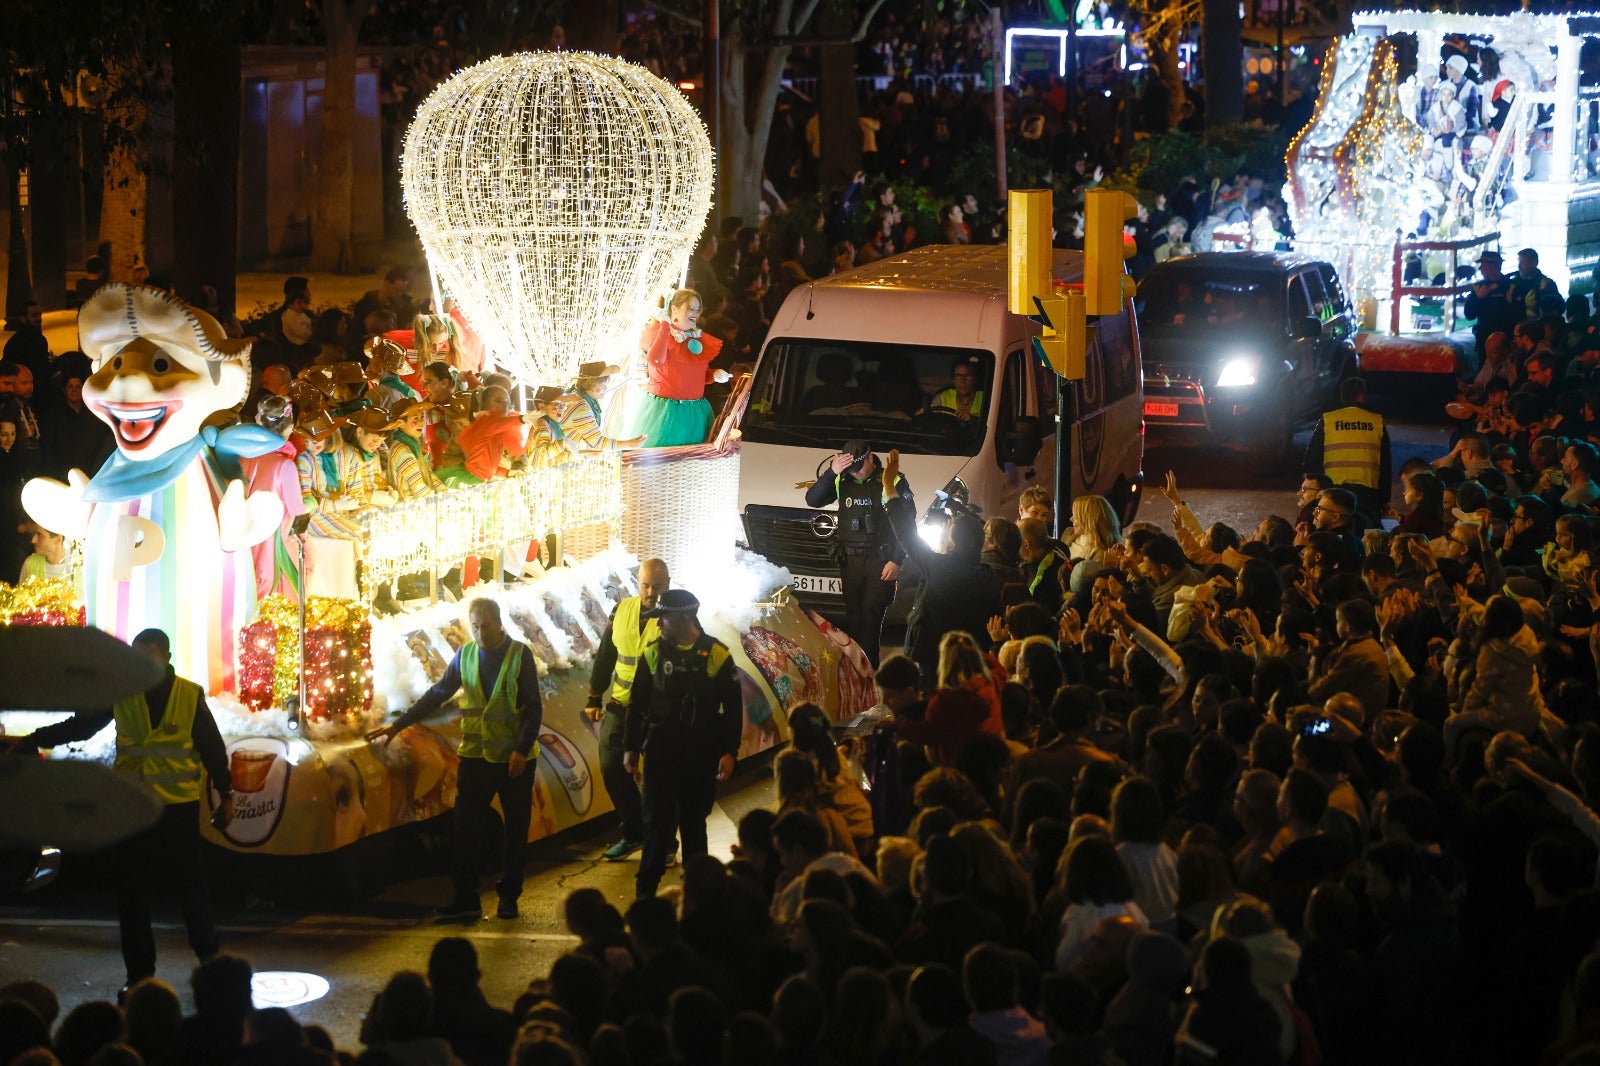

left=84, top=424, right=287, bottom=503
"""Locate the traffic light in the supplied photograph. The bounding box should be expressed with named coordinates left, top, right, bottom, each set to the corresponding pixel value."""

left=1084, top=187, right=1139, bottom=316
left=1007, top=189, right=1052, bottom=317
left=1032, top=282, right=1086, bottom=381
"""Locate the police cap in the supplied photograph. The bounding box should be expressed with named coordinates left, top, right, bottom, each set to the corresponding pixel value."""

left=841, top=438, right=872, bottom=463
left=642, top=588, right=700, bottom=618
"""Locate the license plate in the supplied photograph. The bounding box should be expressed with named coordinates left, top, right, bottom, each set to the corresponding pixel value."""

left=791, top=574, right=843, bottom=595
left=1144, top=400, right=1180, bottom=418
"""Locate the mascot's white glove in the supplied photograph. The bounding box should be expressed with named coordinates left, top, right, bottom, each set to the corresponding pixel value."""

left=217, top=479, right=285, bottom=552
left=713, top=369, right=732, bottom=383
left=369, top=490, right=398, bottom=508
left=20, top=470, right=94, bottom=541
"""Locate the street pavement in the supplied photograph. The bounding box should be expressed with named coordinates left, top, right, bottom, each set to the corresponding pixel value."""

left=0, top=751, right=778, bottom=1051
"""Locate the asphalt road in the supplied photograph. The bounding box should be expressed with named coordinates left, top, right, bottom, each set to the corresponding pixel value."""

left=0, top=383, right=1454, bottom=1050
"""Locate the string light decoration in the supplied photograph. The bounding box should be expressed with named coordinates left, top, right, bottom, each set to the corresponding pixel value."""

left=402, top=51, right=715, bottom=385
left=238, top=596, right=373, bottom=717
left=358, top=453, right=624, bottom=592
left=0, top=578, right=85, bottom=627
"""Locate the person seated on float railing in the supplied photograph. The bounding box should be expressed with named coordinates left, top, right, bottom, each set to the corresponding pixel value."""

left=294, top=412, right=364, bottom=539
left=420, top=363, right=470, bottom=467
left=365, top=337, right=420, bottom=411
left=339, top=408, right=401, bottom=511
left=436, top=385, right=528, bottom=487
left=384, top=398, right=443, bottom=500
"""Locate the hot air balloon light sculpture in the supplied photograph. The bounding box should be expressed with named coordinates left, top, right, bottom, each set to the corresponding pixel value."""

left=402, top=51, right=715, bottom=387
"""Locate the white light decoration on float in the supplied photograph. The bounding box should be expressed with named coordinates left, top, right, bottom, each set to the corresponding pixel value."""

left=402, top=52, right=715, bottom=386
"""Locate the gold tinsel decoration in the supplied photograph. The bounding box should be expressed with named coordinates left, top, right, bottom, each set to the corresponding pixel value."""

left=0, top=578, right=85, bottom=626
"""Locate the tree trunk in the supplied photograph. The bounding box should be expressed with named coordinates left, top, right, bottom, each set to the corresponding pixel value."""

left=1202, top=0, right=1244, bottom=124
left=565, top=0, right=620, bottom=55
left=1160, top=39, right=1185, bottom=128
left=309, top=0, right=361, bottom=274
left=100, top=146, right=147, bottom=284
left=4, top=152, right=33, bottom=325
left=28, top=111, right=68, bottom=309
left=719, top=21, right=791, bottom=225
left=171, top=0, right=243, bottom=314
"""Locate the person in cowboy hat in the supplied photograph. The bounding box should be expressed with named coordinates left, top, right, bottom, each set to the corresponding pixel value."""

left=342, top=407, right=401, bottom=510
left=384, top=398, right=442, bottom=500
left=621, top=588, right=744, bottom=898
left=1464, top=249, right=1519, bottom=354
left=365, top=336, right=420, bottom=411
left=294, top=411, right=364, bottom=540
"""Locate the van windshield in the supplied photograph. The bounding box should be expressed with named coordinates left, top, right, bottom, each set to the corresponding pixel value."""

left=742, top=339, right=993, bottom=457
left=1138, top=270, right=1279, bottom=330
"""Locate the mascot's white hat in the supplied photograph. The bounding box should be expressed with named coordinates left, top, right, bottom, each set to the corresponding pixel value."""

left=78, top=284, right=252, bottom=386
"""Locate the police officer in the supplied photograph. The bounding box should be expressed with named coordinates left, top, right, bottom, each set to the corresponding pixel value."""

left=1303, top=376, right=1391, bottom=521
left=622, top=589, right=743, bottom=898
left=370, top=597, right=542, bottom=920
left=804, top=438, right=912, bottom=663
left=12, top=629, right=233, bottom=992
left=587, top=557, right=671, bottom=862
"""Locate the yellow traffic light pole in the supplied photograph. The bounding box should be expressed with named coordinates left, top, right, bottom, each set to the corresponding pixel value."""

left=1008, top=186, right=1137, bottom=536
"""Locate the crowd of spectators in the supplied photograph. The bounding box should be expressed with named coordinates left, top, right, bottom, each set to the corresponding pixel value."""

left=9, top=309, right=1600, bottom=1060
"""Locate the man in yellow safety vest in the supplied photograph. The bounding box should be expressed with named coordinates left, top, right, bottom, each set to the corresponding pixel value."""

left=13, top=628, right=234, bottom=993
left=1303, top=376, right=1391, bottom=520
left=370, top=597, right=543, bottom=921
left=586, top=557, right=672, bottom=862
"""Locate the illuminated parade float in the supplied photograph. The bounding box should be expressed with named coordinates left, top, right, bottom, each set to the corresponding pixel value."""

left=1235, top=9, right=1600, bottom=370
left=2, top=52, right=873, bottom=863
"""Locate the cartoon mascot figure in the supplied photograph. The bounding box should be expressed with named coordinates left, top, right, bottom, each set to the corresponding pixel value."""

left=22, top=285, right=286, bottom=693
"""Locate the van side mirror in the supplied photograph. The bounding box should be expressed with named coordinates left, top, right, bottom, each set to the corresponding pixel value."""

left=1295, top=316, right=1322, bottom=340
left=1008, top=416, right=1044, bottom=466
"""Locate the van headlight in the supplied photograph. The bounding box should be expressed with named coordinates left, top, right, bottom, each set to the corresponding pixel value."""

left=1216, top=357, right=1258, bottom=387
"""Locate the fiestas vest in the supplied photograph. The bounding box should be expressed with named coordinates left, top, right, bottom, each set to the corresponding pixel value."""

left=113, top=678, right=204, bottom=805
left=459, top=641, right=529, bottom=763
left=931, top=388, right=985, bottom=418
left=1321, top=406, right=1385, bottom=490
left=609, top=596, right=660, bottom=706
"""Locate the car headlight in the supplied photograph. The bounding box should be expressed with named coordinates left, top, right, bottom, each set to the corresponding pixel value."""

left=1216, top=357, right=1258, bottom=387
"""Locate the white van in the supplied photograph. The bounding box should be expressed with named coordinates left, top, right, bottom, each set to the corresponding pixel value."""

left=736, top=244, right=1145, bottom=612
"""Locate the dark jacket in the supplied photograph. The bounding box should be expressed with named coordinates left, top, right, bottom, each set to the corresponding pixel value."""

left=886, top=495, right=1006, bottom=678
left=623, top=631, right=744, bottom=759
left=894, top=896, right=1010, bottom=967
left=805, top=464, right=912, bottom=563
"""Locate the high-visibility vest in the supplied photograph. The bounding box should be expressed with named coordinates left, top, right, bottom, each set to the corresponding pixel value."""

left=459, top=641, right=529, bottom=763
left=1320, top=406, right=1385, bottom=490
left=608, top=596, right=659, bottom=706
left=930, top=388, right=985, bottom=418
left=113, top=678, right=204, bottom=805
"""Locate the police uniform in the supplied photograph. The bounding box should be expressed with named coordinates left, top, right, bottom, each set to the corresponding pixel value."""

left=1304, top=403, right=1392, bottom=517
left=20, top=645, right=232, bottom=985
left=804, top=449, right=913, bottom=663
left=623, top=590, right=744, bottom=898
left=587, top=593, right=659, bottom=854
left=389, top=629, right=543, bottom=917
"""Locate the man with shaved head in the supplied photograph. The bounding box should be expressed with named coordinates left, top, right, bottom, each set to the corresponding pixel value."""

left=587, top=558, right=673, bottom=862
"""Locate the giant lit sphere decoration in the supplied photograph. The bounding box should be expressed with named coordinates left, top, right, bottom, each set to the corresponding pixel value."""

left=402, top=51, right=714, bottom=385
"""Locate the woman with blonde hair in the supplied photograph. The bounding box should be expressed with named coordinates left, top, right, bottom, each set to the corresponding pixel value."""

left=890, top=630, right=1001, bottom=765
left=1067, top=494, right=1120, bottom=598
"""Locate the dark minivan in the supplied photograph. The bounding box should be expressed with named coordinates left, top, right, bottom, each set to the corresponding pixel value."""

left=1137, top=252, right=1359, bottom=464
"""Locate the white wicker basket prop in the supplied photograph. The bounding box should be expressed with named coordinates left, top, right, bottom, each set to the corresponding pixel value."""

left=619, top=442, right=741, bottom=584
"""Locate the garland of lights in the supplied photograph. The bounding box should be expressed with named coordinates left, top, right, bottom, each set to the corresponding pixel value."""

left=238, top=595, right=373, bottom=717
left=401, top=51, right=715, bottom=386
left=0, top=578, right=84, bottom=627
left=357, top=453, right=624, bottom=593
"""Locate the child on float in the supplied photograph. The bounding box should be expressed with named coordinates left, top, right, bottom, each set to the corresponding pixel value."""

left=624, top=288, right=731, bottom=447
left=435, top=384, right=527, bottom=486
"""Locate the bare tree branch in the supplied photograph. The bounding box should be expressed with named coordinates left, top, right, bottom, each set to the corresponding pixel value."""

left=641, top=0, right=702, bottom=29
left=851, top=0, right=893, bottom=43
